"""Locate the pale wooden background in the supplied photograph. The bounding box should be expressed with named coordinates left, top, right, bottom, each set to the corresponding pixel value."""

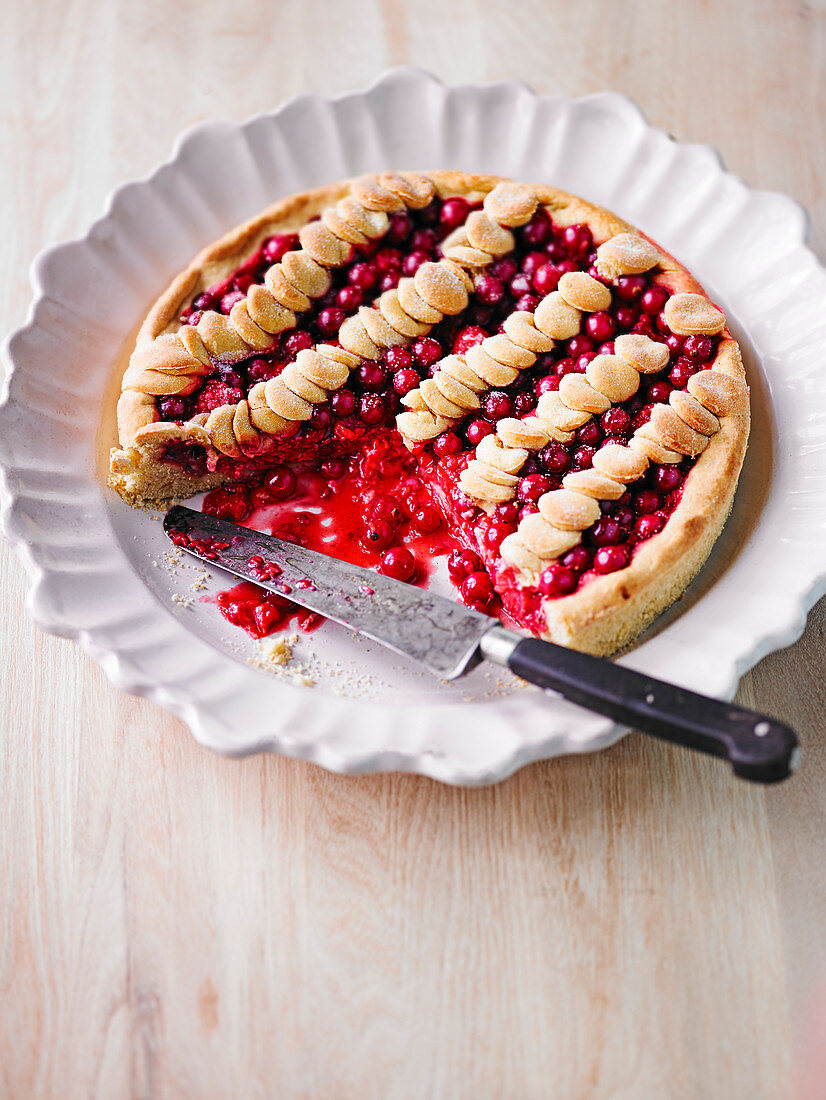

left=3, top=1, right=826, bottom=1097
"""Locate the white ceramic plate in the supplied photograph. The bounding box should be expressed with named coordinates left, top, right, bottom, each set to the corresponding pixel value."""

left=2, top=69, right=825, bottom=783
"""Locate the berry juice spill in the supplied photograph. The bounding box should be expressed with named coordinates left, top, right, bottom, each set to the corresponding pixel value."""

left=201, top=432, right=495, bottom=640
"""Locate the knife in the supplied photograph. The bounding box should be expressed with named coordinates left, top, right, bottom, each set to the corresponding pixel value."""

left=163, top=504, right=799, bottom=783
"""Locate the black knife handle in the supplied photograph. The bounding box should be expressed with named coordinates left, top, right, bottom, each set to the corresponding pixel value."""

left=507, top=637, right=799, bottom=783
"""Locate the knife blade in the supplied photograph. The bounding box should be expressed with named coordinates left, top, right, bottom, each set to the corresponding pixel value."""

left=164, top=504, right=493, bottom=678
left=163, top=504, right=800, bottom=784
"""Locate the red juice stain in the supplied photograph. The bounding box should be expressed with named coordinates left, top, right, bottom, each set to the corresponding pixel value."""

left=215, top=581, right=324, bottom=640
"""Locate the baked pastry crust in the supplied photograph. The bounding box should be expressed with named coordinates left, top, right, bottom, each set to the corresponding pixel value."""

left=538, top=338, right=747, bottom=654
left=108, top=171, right=749, bottom=655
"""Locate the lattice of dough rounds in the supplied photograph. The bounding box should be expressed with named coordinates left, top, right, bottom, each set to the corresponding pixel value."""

left=397, top=269, right=618, bottom=446
left=135, top=180, right=541, bottom=458
left=459, top=333, right=669, bottom=505
left=497, top=294, right=741, bottom=576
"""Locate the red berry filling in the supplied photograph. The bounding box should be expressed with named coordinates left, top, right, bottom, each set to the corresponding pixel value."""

left=202, top=432, right=487, bottom=638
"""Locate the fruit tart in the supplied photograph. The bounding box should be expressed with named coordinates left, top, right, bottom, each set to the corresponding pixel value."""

left=109, top=171, right=749, bottom=655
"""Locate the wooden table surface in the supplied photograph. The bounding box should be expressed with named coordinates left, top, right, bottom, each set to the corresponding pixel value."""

left=3, top=1, right=826, bottom=1097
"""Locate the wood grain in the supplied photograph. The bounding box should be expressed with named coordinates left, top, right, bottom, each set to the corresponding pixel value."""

left=2, top=1, right=826, bottom=1097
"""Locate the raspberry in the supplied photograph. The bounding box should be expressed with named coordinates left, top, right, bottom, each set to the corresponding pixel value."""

left=195, top=380, right=244, bottom=414
left=452, top=325, right=488, bottom=356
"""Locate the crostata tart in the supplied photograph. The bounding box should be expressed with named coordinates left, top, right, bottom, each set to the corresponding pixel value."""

left=109, top=171, right=749, bottom=655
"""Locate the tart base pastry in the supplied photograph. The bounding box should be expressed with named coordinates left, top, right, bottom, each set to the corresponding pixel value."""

left=109, top=171, right=749, bottom=655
